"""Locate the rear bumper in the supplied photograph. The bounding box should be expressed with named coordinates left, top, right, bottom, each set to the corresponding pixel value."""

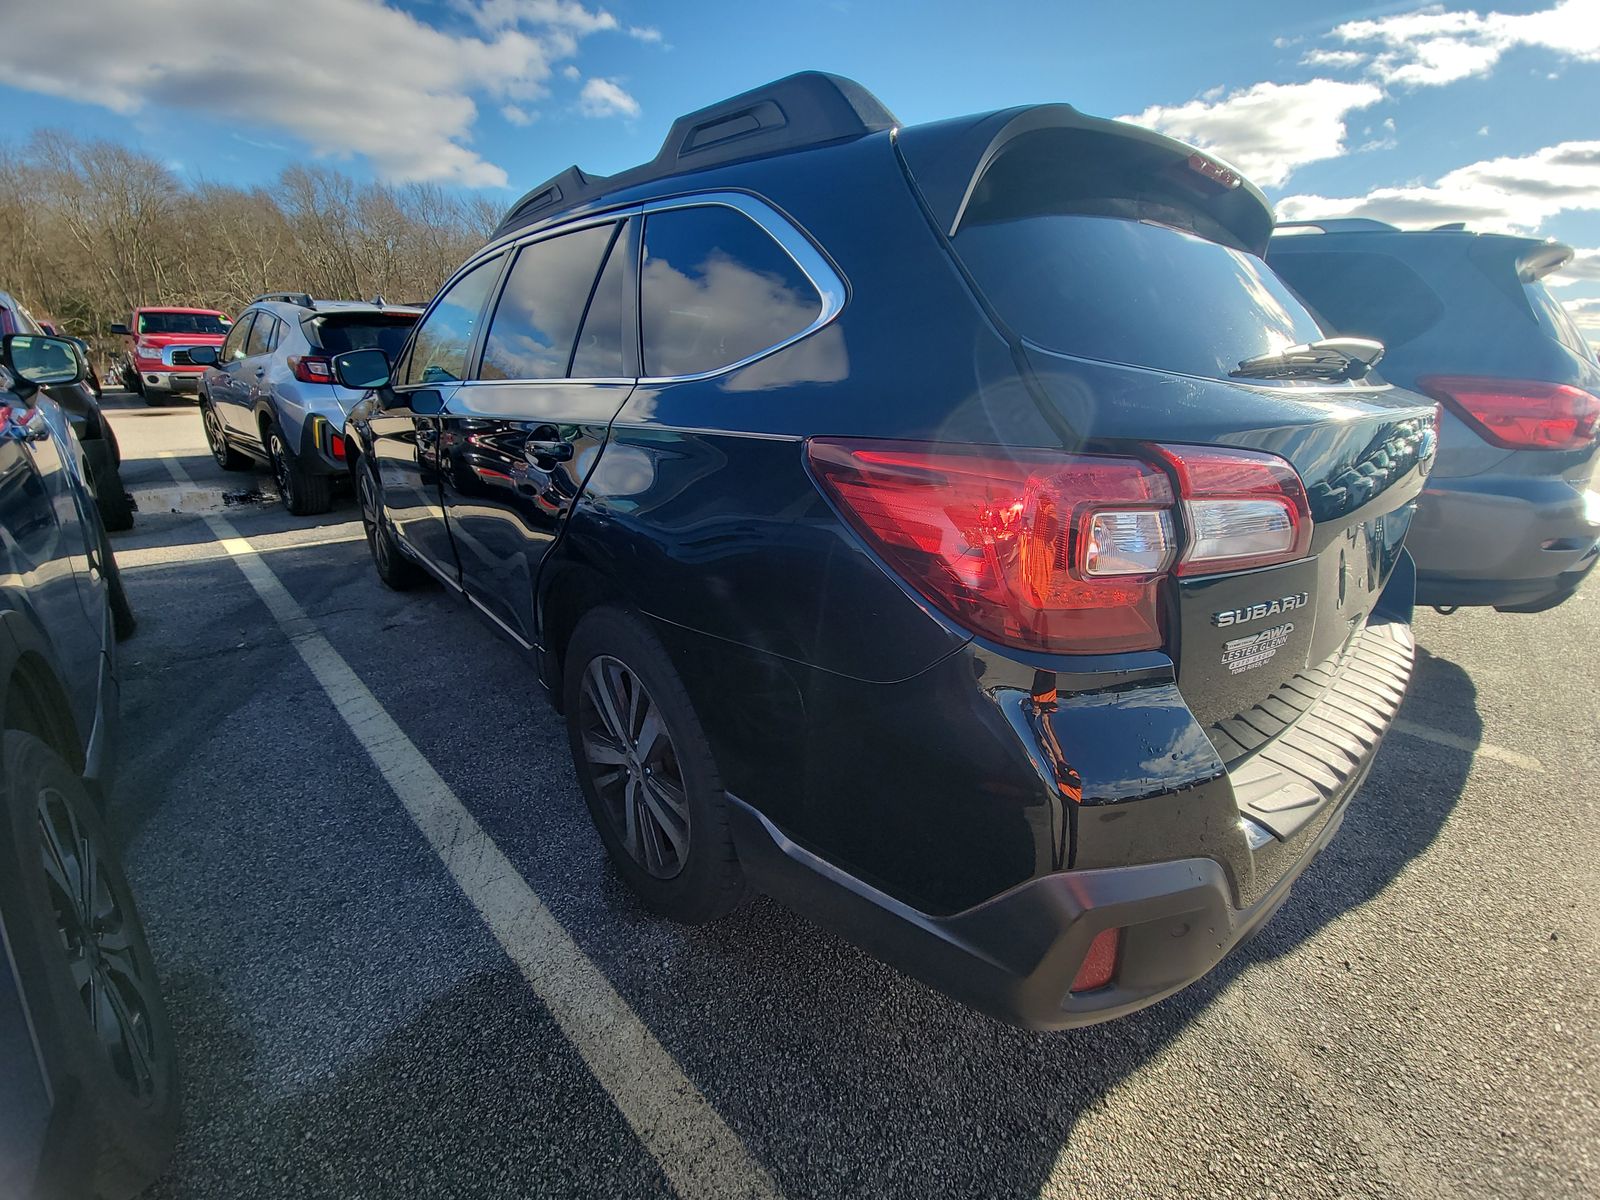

left=1410, top=474, right=1600, bottom=608
left=728, top=618, right=1414, bottom=1031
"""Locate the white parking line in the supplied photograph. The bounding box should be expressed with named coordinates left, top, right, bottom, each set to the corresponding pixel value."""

left=160, top=455, right=783, bottom=1200
left=1391, top=719, right=1545, bottom=773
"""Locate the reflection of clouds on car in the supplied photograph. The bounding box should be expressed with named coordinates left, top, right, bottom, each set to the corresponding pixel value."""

left=643, top=246, right=820, bottom=377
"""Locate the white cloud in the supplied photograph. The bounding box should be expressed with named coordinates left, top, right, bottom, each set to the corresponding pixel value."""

left=563, top=64, right=582, bottom=80
left=1301, top=49, right=1367, bottom=69
left=1120, top=79, right=1383, bottom=188
left=627, top=25, right=664, bottom=43
left=1331, top=0, right=1600, bottom=88
left=1278, top=140, right=1600, bottom=232
left=0, top=0, right=645, bottom=186
left=578, top=77, right=640, bottom=119
left=501, top=104, right=537, bottom=126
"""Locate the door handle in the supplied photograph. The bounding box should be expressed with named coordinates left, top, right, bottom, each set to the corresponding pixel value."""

left=524, top=437, right=574, bottom=465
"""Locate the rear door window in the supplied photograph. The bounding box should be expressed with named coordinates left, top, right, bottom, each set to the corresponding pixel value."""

left=1522, top=280, right=1594, bottom=360
left=244, top=314, right=276, bottom=357
left=640, top=205, right=821, bottom=377
left=480, top=223, right=616, bottom=381
left=1268, top=250, right=1446, bottom=350
left=401, top=257, right=503, bottom=387
left=571, top=225, right=631, bottom=378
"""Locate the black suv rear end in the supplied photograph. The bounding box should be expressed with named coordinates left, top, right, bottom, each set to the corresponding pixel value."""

left=345, top=74, right=1437, bottom=1028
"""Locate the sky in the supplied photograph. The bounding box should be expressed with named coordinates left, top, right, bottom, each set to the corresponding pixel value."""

left=2, top=0, right=1598, bottom=332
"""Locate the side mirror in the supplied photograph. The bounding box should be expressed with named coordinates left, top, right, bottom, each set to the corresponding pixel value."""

left=109, top=323, right=131, bottom=336
left=188, top=345, right=219, bottom=366
left=3, top=334, right=86, bottom=389
left=332, top=348, right=391, bottom=390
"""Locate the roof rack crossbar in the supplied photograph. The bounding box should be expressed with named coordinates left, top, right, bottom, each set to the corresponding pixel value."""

left=493, top=72, right=897, bottom=238
left=249, top=292, right=314, bottom=309
left=1274, top=218, right=1399, bottom=234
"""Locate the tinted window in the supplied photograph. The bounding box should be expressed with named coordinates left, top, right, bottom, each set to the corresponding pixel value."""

left=1523, top=280, right=1594, bottom=360
left=640, top=206, right=821, bottom=377
left=955, top=215, right=1324, bottom=380
left=481, top=224, right=615, bottom=381
left=244, top=314, right=276, bottom=357
left=571, top=226, right=630, bottom=378
left=221, top=313, right=256, bottom=362
left=138, top=312, right=230, bottom=335
left=312, top=314, right=419, bottom=358
left=402, top=257, right=502, bottom=387
left=1269, top=250, right=1445, bottom=350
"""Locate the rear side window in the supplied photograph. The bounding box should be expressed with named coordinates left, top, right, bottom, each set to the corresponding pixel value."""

left=312, top=314, right=418, bottom=359
left=1268, top=251, right=1445, bottom=350
left=955, top=214, right=1324, bottom=380
left=244, top=314, right=277, bottom=357
left=1522, top=280, right=1594, bottom=360
left=402, top=257, right=502, bottom=387
left=640, top=206, right=821, bottom=377
left=480, top=223, right=616, bottom=381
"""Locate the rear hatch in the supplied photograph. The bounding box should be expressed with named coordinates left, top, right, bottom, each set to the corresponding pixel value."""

left=898, top=109, right=1437, bottom=726
left=306, top=311, right=420, bottom=410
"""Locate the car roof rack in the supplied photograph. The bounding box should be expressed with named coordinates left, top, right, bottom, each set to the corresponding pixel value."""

left=1274, top=218, right=1399, bottom=234
left=493, top=71, right=898, bottom=238
left=250, top=292, right=315, bottom=309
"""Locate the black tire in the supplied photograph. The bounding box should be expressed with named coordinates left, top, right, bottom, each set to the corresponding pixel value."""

left=563, top=607, right=746, bottom=924
left=199, top=396, right=250, bottom=471
left=83, top=439, right=134, bottom=534
left=0, top=731, right=178, bottom=1198
left=101, top=416, right=121, bottom=470
left=267, top=419, right=333, bottom=516
left=123, top=366, right=142, bottom=396
left=357, top=458, right=424, bottom=590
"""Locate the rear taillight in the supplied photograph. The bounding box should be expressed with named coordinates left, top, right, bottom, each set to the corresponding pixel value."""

left=1418, top=376, right=1600, bottom=451
left=1151, top=445, right=1313, bottom=576
left=1071, top=928, right=1121, bottom=993
left=807, top=438, right=1313, bottom=655
left=291, top=355, right=335, bottom=384
left=330, top=433, right=346, bottom=460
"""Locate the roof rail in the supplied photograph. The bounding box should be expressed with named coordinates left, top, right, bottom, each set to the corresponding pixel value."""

left=250, top=292, right=314, bottom=309
left=493, top=71, right=898, bottom=238
left=1431, top=222, right=1468, bottom=231
left=1274, top=218, right=1399, bottom=234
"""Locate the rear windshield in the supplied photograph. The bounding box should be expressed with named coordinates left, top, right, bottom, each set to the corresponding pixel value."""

left=311, top=314, right=419, bottom=358
left=138, top=312, right=229, bottom=335
left=954, top=215, right=1326, bottom=381
left=1268, top=249, right=1445, bottom=351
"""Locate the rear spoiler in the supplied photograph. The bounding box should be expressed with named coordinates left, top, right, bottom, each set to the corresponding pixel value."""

left=895, top=105, right=1277, bottom=255
left=1514, top=240, right=1574, bottom=282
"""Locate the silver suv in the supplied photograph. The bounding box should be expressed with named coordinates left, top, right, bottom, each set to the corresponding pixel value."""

left=191, top=294, right=420, bottom=514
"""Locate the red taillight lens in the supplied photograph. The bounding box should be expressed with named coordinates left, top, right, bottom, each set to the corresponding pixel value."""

left=1070, top=928, right=1121, bottom=993
left=291, top=355, right=335, bottom=384
left=1418, top=376, right=1600, bottom=451
left=807, top=440, right=1175, bottom=654
left=330, top=433, right=346, bottom=460
left=1151, top=445, right=1313, bottom=576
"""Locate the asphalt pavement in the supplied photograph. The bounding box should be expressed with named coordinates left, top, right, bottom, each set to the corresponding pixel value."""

left=98, top=390, right=1597, bottom=1200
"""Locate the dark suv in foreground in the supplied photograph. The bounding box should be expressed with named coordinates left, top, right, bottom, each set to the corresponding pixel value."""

left=1270, top=220, right=1599, bottom=612
left=340, top=74, right=1436, bottom=1029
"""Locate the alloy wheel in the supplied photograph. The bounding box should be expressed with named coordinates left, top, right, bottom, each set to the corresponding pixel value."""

left=268, top=432, right=293, bottom=507
left=577, top=655, right=690, bottom=879
left=358, top=468, right=389, bottom=573
left=203, top=402, right=229, bottom=468
left=36, top=785, right=162, bottom=1101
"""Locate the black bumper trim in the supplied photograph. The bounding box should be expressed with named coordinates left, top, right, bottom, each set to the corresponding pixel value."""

left=728, top=772, right=1358, bottom=1031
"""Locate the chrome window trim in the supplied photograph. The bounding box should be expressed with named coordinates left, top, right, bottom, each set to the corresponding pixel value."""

left=452, top=190, right=846, bottom=388
left=636, top=192, right=846, bottom=384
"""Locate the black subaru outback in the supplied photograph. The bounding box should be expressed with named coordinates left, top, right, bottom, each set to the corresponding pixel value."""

left=338, top=73, right=1437, bottom=1029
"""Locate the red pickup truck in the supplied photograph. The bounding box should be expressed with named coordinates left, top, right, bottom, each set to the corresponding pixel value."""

left=109, top=307, right=231, bottom=401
